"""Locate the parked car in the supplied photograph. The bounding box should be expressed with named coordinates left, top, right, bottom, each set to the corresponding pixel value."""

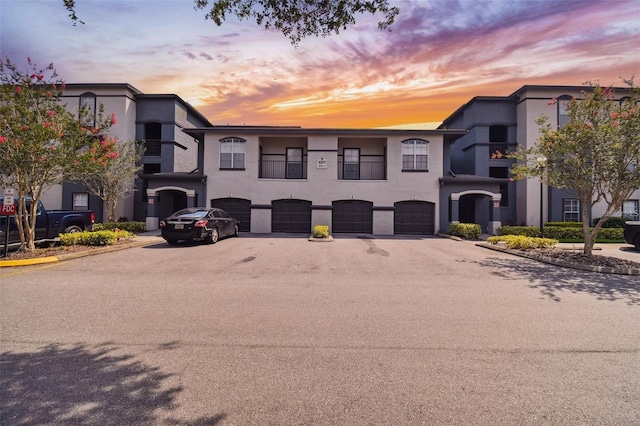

left=623, top=221, right=640, bottom=249
left=0, top=198, right=94, bottom=249
left=159, top=207, right=239, bottom=245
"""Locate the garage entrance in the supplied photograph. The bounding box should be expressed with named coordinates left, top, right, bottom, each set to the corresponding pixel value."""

left=271, top=199, right=312, bottom=233
left=332, top=200, right=373, bottom=233
left=394, top=200, right=435, bottom=235
left=211, top=198, right=251, bottom=232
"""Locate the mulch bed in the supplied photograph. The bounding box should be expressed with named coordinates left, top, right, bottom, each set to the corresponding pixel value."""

left=527, top=248, right=640, bottom=270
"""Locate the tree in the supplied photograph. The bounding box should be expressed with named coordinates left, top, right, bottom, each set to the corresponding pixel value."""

left=64, top=0, right=399, bottom=45
left=0, top=58, right=117, bottom=252
left=75, top=139, right=144, bottom=222
left=510, top=81, right=640, bottom=255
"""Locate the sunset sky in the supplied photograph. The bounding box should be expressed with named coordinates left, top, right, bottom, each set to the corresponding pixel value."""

left=1, top=0, right=639, bottom=129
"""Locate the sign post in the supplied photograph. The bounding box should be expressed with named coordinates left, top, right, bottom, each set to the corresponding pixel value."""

left=2, top=188, right=16, bottom=258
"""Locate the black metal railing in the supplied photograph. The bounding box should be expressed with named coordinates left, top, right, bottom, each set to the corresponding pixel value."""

left=337, top=156, right=385, bottom=180
left=259, top=159, right=307, bottom=179
left=143, top=139, right=162, bottom=156
left=489, top=142, right=509, bottom=159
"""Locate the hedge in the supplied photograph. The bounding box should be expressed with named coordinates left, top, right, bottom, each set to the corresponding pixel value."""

left=542, top=226, right=623, bottom=240
left=93, top=221, right=146, bottom=233
left=592, top=216, right=628, bottom=228
left=448, top=223, right=482, bottom=240
left=544, top=222, right=583, bottom=228
left=497, top=226, right=541, bottom=237
left=60, top=230, right=135, bottom=246
left=487, top=235, right=558, bottom=250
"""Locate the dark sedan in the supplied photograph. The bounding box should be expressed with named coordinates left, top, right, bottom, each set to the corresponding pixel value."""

left=159, top=208, right=239, bottom=245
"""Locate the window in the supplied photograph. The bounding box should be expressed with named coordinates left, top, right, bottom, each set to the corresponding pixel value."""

left=144, top=123, right=162, bottom=156
left=143, top=163, right=161, bottom=174
left=402, top=139, right=428, bottom=171
left=286, top=147, right=304, bottom=179
left=343, top=148, right=360, bottom=180
left=489, top=125, right=508, bottom=158
left=73, top=192, right=89, bottom=211
left=79, top=92, right=97, bottom=128
left=557, top=95, right=572, bottom=129
left=563, top=198, right=580, bottom=222
left=622, top=200, right=639, bottom=221
left=220, top=138, right=246, bottom=169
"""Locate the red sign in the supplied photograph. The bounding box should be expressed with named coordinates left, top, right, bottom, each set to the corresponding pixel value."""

left=1, top=204, right=16, bottom=215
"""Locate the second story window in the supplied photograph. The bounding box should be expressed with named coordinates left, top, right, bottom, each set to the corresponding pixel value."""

left=557, top=95, right=572, bottom=128
left=220, top=137, right=246, bottom=170
left=79, top=92, right=97, bottom=128
left=402, top=139, right=428, bottom=171
left=144, top=122, right=162, bottom=156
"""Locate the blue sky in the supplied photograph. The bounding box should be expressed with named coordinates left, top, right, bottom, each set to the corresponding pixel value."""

left=1, top=0, right=639, bottom=128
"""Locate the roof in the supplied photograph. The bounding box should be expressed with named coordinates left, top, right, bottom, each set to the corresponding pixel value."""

left=184, top=125, right=466, bottom=137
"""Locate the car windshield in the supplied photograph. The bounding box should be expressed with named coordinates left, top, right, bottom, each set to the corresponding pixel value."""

left=173, top=210, right=208, bottom=219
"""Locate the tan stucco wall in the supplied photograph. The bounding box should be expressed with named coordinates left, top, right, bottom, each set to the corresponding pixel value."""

left=203, top=130, right=444, bottom=234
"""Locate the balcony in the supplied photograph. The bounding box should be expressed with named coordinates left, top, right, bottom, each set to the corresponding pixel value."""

left=260, top=156, right=307, bottom=179
left=338, top=156, right=386, bottom=180
left=143, top=139, right=162, bottom=156
left=489, top=142, right=509, bottom=159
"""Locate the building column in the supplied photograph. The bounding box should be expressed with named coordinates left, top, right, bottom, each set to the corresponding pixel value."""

left=450, top=198, right=460, bottom=223
left=488, top=195, right=502, bottom=234
left=145, top=190, right=159, bottom=231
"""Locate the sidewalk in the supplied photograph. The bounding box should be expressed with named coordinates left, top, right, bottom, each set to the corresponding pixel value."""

left=0, top=230, right=164, bottom=268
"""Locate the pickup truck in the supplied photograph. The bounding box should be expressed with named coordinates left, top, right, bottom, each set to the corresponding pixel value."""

left=0, top=198, right=94, bottom=247
left=623, top=221, right=640, bottom=249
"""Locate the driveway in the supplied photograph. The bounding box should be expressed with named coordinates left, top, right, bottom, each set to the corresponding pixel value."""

left=1, top=235, right=639, bottom=424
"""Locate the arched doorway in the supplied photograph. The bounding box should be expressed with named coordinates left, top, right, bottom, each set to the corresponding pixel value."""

left=450, top=190, right=501, bottom=234
left=156, top=189, right=187, bottom=220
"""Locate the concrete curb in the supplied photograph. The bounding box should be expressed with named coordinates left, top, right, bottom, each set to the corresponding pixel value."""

left=308, top=235, right=334, bottom=242
left=0, top=237, right=164, bottom=268
left=476, top=242, right=640, bottom=276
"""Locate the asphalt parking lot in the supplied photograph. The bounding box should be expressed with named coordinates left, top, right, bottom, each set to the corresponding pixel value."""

left=1, top=235, right=639, bottom=425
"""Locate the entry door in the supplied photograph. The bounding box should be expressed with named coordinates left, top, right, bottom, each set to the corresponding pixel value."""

left=343, top=148, right=360, bottom=180
left=286, top=148, right=303, bottom=179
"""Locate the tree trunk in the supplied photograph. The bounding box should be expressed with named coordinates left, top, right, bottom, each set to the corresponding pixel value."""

left=582, top=208, right=595, bottom=256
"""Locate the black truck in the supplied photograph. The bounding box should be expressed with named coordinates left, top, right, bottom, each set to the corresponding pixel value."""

left=623, top=221, right=640, bottom=249
left=0, top=199, right=94, bottom=248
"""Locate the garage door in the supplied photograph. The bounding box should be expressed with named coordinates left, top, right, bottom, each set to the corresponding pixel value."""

left=211, top=198, right=251, bottom=232
left=272, top=199, right=312, bottom=233
left=332, top=200, right=373, bottom=233
left=394, top=200, right=435, bottom=235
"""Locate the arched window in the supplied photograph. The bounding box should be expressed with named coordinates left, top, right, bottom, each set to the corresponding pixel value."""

left=79, top=92, right=97, bottom=127
left=220, top=137, right=246, bottom=170
left=401, top=139, right=429, bottom=171
left=557, top=95, right=572, bottom=129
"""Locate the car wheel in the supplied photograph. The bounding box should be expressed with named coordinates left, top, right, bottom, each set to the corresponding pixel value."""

left=233, top=224, right=239, bottom=237
left=64, top=225, right=83, bottom=233
left=635, top=235, right=640, bottom=250
left=205, top=228, right=219, bottom=244
left=166, top=239, right=179, bottom=245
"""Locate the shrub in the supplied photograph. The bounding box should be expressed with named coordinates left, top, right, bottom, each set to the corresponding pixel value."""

left=592, top=216, right=627, bottom=228
left=93, top=221, right=146, bottom=233
left=497, top=226, right=541, bottom=237
left=312, top=225, right=330, bottom=238
left=487, top=235, right=558, bottom=250
left=542, top=226, right=624, bottom=241
left=60, top=229, right=135, bottom=246
left=544, top=221, right=583, bottom=228
left=448, top=223, right=481, bottom=240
